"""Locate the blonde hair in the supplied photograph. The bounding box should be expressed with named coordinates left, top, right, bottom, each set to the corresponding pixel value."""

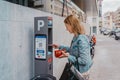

left=64, top=15, right=85, bottom=35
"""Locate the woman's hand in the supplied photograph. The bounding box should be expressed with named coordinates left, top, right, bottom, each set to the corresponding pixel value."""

left=58, top=51, right=69, bottom=58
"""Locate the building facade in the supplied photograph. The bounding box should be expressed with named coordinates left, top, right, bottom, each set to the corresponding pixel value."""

left=34, top=0, right=86, bottom=22
left=113, top=7, right=120, bottom=28
left=103, top=12, right=113, bottom=29
left=103, top=7, right=120, bottom=29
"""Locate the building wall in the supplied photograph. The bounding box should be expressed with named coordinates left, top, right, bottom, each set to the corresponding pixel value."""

left=114, top=7, right=120, bottom=28
left=34, top=0, right=86, bottom=21
left=86, top=16, right=99, bottom=35
left=0, top=1, right=73, bottom=80
left=103, top=12, right=113, bottom=29
left=34, top=0, right=53, bottom=13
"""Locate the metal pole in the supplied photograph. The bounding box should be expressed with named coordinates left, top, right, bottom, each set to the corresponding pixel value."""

left=24, top=0, right=28, bottom=6
left=66, top=0, right=69, bottom=16
left=62, top=0, right=65, bottom=17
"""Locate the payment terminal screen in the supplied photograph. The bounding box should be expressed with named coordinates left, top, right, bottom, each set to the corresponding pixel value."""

left=35, top=35, right=46, bottom=59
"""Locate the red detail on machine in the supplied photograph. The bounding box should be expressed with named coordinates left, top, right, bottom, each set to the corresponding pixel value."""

left=48, top=17, right=52, bottom=20
left=48, top=57, right=52, bottom=63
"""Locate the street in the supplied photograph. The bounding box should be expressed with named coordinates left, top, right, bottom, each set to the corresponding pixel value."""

left=90, top=35, right=120, bottom=80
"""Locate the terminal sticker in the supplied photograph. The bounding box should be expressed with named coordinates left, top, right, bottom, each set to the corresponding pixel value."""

left=35, top=35, right=46, bottom=59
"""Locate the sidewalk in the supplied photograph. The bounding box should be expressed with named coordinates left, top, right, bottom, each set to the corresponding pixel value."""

left=90, top=35, right=120, bottom=80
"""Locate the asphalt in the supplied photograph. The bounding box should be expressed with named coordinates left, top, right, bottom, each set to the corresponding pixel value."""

left=89, top=35, right=120, bottom=80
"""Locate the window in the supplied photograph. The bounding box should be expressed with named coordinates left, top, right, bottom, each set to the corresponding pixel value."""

left=4, top=0, right=34, bottom=7
left=93, top=26, right=97, bottom=34
left=93, top=18, right=96, bottom=22
left=51, top=5, right=53, bottom=9
left=99, top=9, right=102, bottom=17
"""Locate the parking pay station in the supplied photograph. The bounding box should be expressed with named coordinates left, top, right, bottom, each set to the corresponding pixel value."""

left=34, top=17, right=53, bottom=76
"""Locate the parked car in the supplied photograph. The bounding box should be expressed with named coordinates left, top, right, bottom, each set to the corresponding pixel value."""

left=100, top=27, right=106, bottom=34
left=103, top=29, right=111, bottom=35
left=115, top=31, right=120, bottom=40
left=109, top=29, right=116, bottom=37
left=114, top=28, right=120, bottom=40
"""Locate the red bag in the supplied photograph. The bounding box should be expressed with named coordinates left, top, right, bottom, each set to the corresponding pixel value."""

left=54, top=50, right=63, bottom=58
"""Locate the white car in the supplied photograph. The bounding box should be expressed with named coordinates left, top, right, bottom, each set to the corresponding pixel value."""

left=103, top=29, right=111, bottom=35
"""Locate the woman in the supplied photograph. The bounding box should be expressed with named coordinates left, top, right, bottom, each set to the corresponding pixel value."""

left=53, top=15, right=93, bottom=80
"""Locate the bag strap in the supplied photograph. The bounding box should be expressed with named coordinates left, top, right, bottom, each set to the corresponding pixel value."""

left=76, top=57, right=79, bottom=71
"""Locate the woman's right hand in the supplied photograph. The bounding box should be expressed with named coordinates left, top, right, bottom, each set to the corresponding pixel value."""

left=52, top=44, right=59, bottom=49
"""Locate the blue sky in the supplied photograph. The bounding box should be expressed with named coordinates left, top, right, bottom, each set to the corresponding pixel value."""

left=102, top=0, right=120, bottom=14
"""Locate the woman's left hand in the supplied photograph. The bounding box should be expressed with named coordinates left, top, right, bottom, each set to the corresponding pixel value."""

left=58, top=51, right=69, bottom=58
